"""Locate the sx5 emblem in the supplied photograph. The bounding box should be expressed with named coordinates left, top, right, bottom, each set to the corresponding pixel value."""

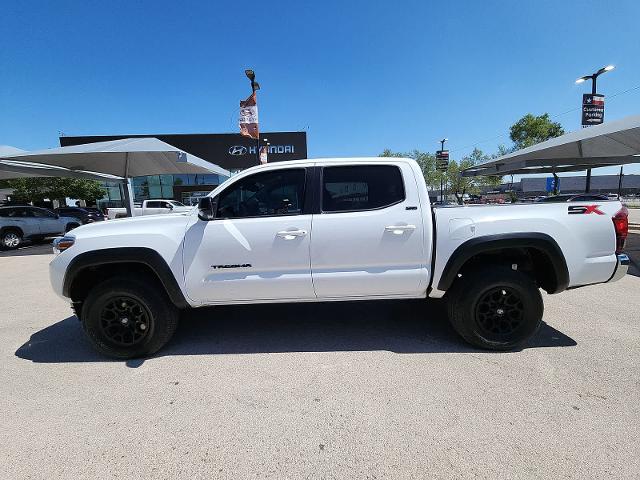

left=568, top=205, right=605, bottom=215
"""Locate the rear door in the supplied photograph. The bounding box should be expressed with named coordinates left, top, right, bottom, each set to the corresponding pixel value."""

left=310, top=162, right=428, bottom=298
left=31, top=208, right=63, bottom=235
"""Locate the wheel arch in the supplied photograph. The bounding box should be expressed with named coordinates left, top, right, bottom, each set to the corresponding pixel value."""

left=63, top=247, right=189, bottom=309
left=1, top=225, right=24, bottom=237
left=438, top=233, right=570, bottom=294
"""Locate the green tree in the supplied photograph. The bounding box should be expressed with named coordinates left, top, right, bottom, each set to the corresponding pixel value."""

left=447, top=148, right=502, bottom=203
left=7, top=177, right=106, bottom=205
left=380, top=149, right=440, bottom=190
left=509, top=113, right=565, bottom=149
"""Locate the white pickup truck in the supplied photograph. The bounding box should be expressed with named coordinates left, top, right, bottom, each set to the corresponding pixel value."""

left=106, top=199, right=192, bottom=219
left=50, top=158, right=630, bottom=358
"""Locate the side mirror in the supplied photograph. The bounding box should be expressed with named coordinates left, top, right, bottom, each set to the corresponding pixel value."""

left=167, top=204, right=174, bottom=210
left=198, top=197, right=217, bottom=221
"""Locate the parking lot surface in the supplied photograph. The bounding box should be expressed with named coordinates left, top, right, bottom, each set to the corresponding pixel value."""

left=1, top=241, right=639, bottom=479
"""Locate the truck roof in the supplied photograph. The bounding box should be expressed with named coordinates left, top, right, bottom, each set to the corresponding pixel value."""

left=239, top=157, right=415, bottom=175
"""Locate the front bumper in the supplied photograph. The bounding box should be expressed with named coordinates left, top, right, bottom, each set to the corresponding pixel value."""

left=608, top=254, right=630, bottom=283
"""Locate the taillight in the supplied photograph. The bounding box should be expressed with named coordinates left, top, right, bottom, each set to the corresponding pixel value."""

left=612, top=206, right=629, bottom=254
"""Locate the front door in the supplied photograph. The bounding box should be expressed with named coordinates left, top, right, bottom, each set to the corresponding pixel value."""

left=183, top=167, right=315, bottom=304
left=310, top=163, right=427, bottom=298
left=31, top=208, right=61, bottom=235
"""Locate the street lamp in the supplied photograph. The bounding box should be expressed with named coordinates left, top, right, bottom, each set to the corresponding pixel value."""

left=245, top=69, right=260, bottom=92
left=575, top=65, right=614, bottom=95
left=575, top=65, right=615, bottom=192
left=244, top=69, right=261, bottom=163
left=438, top=138, right=448, bottom=203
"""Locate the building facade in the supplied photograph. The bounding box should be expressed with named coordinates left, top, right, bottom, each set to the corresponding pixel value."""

left=60, top=132, right=307, bottom=206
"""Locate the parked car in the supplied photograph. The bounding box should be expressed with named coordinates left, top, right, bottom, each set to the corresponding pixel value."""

left=106, top=199, right=192, bottom=219
left=0, top=206, right=80, bottom=249
left=55, top=207, right=105, bottom=225
left=50, top=158, right=629, bottom=359
left=536, top=194, right=610, bottom=203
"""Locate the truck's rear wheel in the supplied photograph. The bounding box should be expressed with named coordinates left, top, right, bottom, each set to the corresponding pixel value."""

left=446, top=266, right=543, bottom=350
left=82, top=277, right=179, bottom=359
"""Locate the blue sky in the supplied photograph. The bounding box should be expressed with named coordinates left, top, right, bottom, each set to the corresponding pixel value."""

left=1, top=0, right=640, bottom=175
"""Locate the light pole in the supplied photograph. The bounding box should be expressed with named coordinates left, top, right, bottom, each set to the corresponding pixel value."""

left=245, top=69, right=261, bottom=164
left=439, top=138, right=447, bottom=202
left=575, top=65, right=614, bottom=192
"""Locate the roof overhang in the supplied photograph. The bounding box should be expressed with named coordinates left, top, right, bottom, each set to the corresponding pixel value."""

left=462, top=114, right=640, bottom=177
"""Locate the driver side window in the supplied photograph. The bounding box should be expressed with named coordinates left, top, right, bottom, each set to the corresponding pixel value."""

left=216, top=169, right=306, bottom=219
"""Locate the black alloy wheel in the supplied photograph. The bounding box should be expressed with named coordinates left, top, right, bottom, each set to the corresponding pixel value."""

left=98, top=296, right=152, bottom=347
left=82, top=276, right=179, bottom=359
left=447, top=266, right=543, bottom=350
left=475, top=287, right=525, bottom=339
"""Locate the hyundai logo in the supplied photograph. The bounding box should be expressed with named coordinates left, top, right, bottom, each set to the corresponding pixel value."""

left=229, top=146, right=247, bottom=156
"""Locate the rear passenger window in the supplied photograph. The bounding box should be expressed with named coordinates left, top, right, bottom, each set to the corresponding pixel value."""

left=322, top=165, right=405, bottom=212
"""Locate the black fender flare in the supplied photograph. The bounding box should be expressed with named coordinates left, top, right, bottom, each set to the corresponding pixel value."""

left=437, top=233, right=570, bottom=293
left=63, top=247, right=190, bottom=309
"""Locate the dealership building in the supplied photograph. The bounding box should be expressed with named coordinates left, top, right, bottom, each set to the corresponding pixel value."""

left=59, top=132, right=307, bottom=207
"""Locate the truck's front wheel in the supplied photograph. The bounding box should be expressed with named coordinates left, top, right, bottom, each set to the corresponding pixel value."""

left=82, top=277, right=179, bottom=359
left=446, top=266, right=543, bottom=350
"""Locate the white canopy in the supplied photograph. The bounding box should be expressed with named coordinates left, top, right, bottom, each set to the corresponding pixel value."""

left=462, top=114, right=640, bottom=177
left=0, top=159, right=124, bottom=181
left=0, top=137, right=230, bottom=178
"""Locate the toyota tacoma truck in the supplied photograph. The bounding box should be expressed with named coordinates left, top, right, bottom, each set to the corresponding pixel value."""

left=49, top=158, right=630, bottom=358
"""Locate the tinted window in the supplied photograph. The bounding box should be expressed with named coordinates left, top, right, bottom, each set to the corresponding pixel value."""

left=0, top=208, right=13, bottom=217
left=217, top=169, right=306, bottom=219
left=31, top=208, right=55, bottom=218
left=322, top=165, right=405, bottom=212
left=7, top=208, right=33, bottom=218
left=146, top=201, right=162, bottom=208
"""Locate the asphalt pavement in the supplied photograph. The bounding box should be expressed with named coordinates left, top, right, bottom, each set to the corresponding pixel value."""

left=0, top=244, right=639, bottom=479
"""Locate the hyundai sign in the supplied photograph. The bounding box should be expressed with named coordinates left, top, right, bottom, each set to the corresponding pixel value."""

left=60, top=132, right=308, bottom=171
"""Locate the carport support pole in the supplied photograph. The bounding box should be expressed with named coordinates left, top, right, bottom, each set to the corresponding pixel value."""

left=122, top=152, right=135, bottom=217
left=585, top=168, right=592, bottom=193
left=618, top=166, right=624, bottom=197
left=121, top=179, right=135, bottom=217
left=553, top=172, right=559, bottom=195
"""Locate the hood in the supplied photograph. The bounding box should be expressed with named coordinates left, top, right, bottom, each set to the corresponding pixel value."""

left=69, top=211, right=192, bottom=240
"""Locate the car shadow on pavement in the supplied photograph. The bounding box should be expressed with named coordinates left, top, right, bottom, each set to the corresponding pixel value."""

left=15, top=299, right=576, bottom=366
left=0, top=242, right=53, bottom=257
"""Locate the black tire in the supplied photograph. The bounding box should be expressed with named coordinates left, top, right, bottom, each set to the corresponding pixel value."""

left=446, top=266, right=543, bottom=351
left=1, top=229, right=23, bottom=250
left=65, top=223, right=80, bottom=232
left=82, top=276, right=179, bottom=359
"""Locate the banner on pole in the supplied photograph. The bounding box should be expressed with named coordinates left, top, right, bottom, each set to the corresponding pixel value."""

left=546, top=176, right=560, bottom=193
left=582, top=94, right=605, bottom=127
left=239, top=92, right=259, bottom=139
left=436, top=150, right=449, bottom=171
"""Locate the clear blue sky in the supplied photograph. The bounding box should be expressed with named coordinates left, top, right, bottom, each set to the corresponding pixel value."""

left=2, top=0, right=640, bottom=175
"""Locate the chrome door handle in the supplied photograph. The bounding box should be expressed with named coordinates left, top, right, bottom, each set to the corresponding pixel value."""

left=276, top=229, right=308, bottom=240
left=385, top=225, right=416, bottom=234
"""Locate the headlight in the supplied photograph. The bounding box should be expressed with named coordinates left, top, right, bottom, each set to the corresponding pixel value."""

left=53, top=236, right=75, bottom=254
